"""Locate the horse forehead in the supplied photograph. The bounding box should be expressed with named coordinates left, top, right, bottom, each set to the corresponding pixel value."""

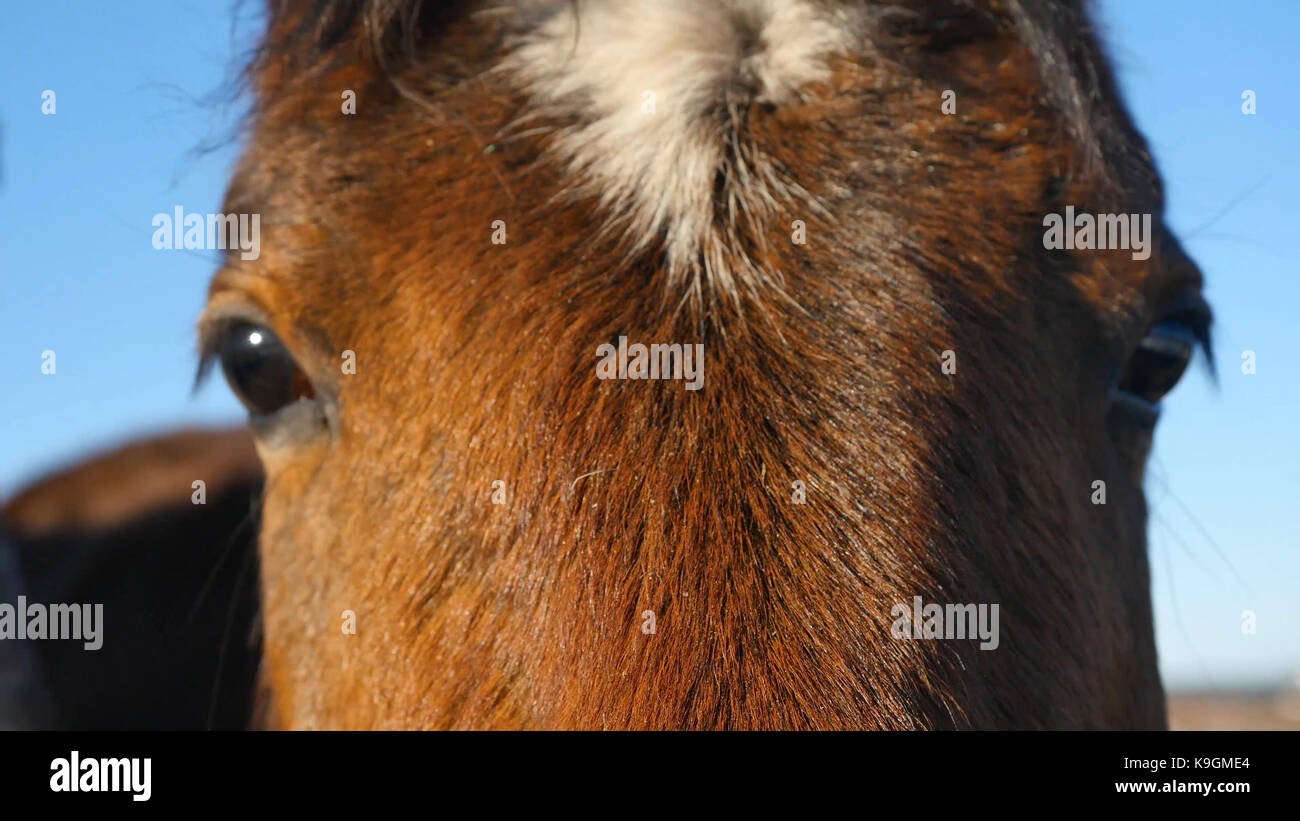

left=234, top=0, right=1161, bottom=305
left=239, top=1, right=858, bottom=288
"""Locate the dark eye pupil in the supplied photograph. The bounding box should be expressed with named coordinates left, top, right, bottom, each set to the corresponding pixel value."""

left=217, top=322, right=315, bottom=416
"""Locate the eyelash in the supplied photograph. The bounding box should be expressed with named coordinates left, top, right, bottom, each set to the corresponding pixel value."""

left=1157, top=291, right=1215, bottom=375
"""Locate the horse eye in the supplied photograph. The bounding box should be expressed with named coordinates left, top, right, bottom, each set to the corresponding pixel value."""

left=214, top=321, right=316, bottom=416
left=1111, top=320, right=1199, bottom=427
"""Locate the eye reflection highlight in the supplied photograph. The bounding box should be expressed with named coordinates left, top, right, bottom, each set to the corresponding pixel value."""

left=213, top=321, right=316, bottom=416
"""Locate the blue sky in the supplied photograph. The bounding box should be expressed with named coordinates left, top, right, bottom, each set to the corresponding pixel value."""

left=1, top=1, right=1295, bottom=689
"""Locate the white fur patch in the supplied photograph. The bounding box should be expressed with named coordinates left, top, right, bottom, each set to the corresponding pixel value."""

left=501, top=0, right=854, bottom=302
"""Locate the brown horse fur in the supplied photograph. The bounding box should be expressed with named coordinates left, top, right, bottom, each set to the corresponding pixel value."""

left=4, top=0, right=1205, bottom=730
left=197, top=0, right=1214, bottom=729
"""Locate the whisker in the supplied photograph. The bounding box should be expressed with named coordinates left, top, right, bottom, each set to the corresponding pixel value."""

left=206, top=542, right=259, bottom=730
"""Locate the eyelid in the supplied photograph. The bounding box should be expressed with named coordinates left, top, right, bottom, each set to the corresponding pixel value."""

left=1142, top=321, right=1197, bottom=359
left=198, top=294, right=275, bottom=353
left=1110, top=388, right=1160, bottom=430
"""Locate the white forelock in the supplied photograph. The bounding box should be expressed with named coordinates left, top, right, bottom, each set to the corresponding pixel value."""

left=501, top=0, right=853, bottom=299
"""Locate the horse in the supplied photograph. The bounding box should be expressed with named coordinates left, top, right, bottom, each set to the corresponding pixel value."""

left=10, top=0, right=1212, bottom=729
left=1, top=429, right=262, bottom=729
